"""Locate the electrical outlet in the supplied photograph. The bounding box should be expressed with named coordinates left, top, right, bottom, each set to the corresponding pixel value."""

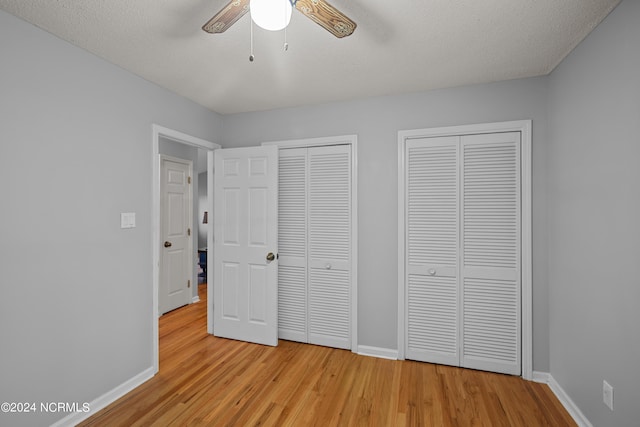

left=603, top=380, right=614, bottom=411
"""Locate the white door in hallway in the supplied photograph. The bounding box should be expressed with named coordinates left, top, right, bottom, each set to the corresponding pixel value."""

left=213, top=145, right=279, bottom=346
left=160, top=156, right=193, bottom=315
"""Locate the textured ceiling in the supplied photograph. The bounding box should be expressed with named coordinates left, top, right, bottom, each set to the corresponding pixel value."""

left=0, top=0, right=620, bottom=114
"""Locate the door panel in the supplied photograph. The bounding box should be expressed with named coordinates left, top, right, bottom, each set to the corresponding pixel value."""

left=460, top=132, right=521, bottom=375
left=214, top=146, right=278, bottom=346
left=405, top=137, right=459, bottom=366
left=307, top=145, right=351, bottom=349
left=249, top=188, right=268, bottom=245
left=277, top=265, right=307, bottom=342
left=308, top=267, right=350, bottom=349
left=222, top=262, right=240, bottom=319
left=222, top=189, right=240, bottom=244
left=407, top=274, right=458, bottom=366
left=248, top=264, right=268, bottom=322
left=308, top=146, right=351, bottom=263
left=277, top=148, right=308, bottom=342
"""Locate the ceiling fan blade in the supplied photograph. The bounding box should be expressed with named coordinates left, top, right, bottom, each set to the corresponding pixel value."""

left=295, top=0, right=356, bottom=38
left=202, top=0, right=250, bottom=34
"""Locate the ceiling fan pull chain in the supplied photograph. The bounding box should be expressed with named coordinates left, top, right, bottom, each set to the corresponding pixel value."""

left=283, top=1, right=290, bottom=51
left=284, top=26, right=289, bottom=51
left=249, top=17, right=255, bottom=62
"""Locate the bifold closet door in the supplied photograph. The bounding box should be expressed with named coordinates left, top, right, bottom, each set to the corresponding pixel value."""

left=308, top=145, right=351, bottom=349
left=460, top=133, right=521, bottom=375
left=405, top=132, right=521, bottom=376
left=277, top=145, right=352, bottom=350
left=277, top=148, right=308, bottom=343
left=405, top=136, right=460, bottom=366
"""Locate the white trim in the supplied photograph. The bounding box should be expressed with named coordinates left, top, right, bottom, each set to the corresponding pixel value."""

left=357, top=345, right=399, bottom=360
left=397, top=138, right=407, bottom=361
left=207, top=150, right=214, bottom=334
left=532, top=370, right=550, bottom=384
left=152, top=124, right=220, bottom=373
left=262, top=134, right=357, bottom=149
left=520, top=120, right=533, bottom=380
left=50, top=367, right=154, bottom=427
left=547, top=375, right=593, bottom=427
left=192, top=295, right=201, bottom=303
left=397, top=120, right=533, bottom=380
left=153, top=125, right=219, bottom=150
left=533, top=372, right=593, bottom=427
left=262, top=135, right=359, bottom=352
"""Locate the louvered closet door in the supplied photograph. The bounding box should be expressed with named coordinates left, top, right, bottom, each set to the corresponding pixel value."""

left=404, top=132, right=521, bottom=376
left=460, top=132, right=521, bottom=375
left=405, top=136, right=460, bottom=366
left=277, top=144, right=352, bottom=350
left=308, top=145, right=351, bottom=349
left=277, top=148, right=308, bottom=342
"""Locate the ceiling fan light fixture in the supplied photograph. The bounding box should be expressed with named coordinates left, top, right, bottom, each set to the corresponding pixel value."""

left=250, top=0, right=293, bottom=31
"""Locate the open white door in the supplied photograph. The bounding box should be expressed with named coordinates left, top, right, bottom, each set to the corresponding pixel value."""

left=213, top=145, right=278, bottom=346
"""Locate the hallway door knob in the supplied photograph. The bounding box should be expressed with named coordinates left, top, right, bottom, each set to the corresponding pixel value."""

left=266, top=252, right=275, bottom=262
left=164, top=241, right=172, bottom=248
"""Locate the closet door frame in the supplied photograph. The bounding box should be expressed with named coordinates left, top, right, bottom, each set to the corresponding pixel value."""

left=397, top=120, right=532, bottom=379
left=263, top=135, right=358, bottom=352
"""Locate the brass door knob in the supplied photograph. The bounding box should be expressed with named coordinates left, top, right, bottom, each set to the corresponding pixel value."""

left=266, top=252, right=275, bottom=262
left=164, top=241, right=172, bottom=248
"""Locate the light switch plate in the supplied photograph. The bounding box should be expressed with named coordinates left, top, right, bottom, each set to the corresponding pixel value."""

left=121, top=212, right=136, bottom=229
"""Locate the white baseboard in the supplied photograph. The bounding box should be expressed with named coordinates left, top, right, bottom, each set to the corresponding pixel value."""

left=532, top=370, right=550, bottom=384
left=50, top=366, right=155, bottom=427
left=192, top=295, right=200, bottom=303
left=532, top=371, right=592, bottom=427
left=357, top=345, right=398, bottom=360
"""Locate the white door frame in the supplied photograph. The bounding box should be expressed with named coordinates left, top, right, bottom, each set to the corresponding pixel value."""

left=262, top=135, right=359, bottom=352
left=397, top=120, right=533, bottom=380
left=152, top=124, right=220, bottom=373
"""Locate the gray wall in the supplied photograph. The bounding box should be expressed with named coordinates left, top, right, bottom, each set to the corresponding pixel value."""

left=0, top=10, right=222, bottom=427
left=221, top=77, right=551, bottom=372
left=547, top=0, right=639, bottom=425
left=158, top=137, right=200, bottom=300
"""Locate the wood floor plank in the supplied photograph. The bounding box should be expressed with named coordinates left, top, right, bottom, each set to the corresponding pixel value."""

left=80, top=284, right=576, bottom=426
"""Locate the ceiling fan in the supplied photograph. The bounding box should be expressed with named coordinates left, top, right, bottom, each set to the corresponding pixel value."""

left=202, top=0, right=356, bottom=38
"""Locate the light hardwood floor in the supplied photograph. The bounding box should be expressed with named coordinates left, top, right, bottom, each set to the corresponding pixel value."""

left=80, top=284, right=575, bottom=426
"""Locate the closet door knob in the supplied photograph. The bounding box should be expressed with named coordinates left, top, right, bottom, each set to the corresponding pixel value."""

left=325, top=263, right=332, bottom=270
left=164, top=241, right=172, bottom=248
left=266, top=252, right=275, bottom=262
left=428, top=268, right=436, bottom=276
